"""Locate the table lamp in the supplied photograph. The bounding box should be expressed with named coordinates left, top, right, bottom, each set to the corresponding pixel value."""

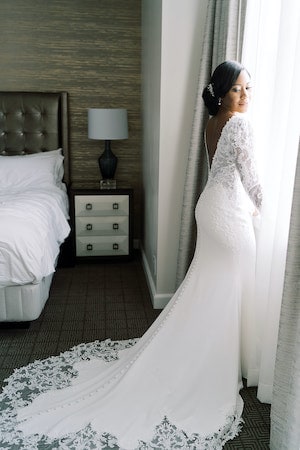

left=88, top=108, right=128, bottom=189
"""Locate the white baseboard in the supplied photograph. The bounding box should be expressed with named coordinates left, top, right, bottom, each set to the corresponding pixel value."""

left=140, top=248, right=173, bottom=309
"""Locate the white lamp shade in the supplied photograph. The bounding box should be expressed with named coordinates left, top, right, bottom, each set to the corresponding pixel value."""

left=88, top=108, right=128, bottom=140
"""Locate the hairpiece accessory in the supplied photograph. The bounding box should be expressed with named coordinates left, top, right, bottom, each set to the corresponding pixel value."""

left=207, top=83, right=215, bottom=97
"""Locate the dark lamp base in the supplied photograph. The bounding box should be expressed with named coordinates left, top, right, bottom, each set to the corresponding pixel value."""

left=98, top=140, right=118, bottom=179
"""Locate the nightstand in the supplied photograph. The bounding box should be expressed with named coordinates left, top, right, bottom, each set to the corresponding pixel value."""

left=71, top=188, right=133, bottom=260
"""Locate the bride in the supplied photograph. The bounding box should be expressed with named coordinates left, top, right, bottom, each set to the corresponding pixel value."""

left=0, top=60, right=262, bottom=449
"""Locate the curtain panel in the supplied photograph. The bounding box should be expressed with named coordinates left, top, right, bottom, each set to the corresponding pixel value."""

left=270, top=142, right=300, bottom=450
left=242, top=0, right=300, bottom=401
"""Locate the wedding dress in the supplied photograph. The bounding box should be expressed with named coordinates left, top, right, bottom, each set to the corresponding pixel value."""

left=0, top=114, right=262, bottom=449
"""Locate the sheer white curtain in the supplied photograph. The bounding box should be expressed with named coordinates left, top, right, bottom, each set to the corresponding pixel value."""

left=242, top=0, right=300, bottom=402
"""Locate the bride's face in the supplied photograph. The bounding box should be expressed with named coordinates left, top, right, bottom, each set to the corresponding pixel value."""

left=220, top=70, right=252, bottom=114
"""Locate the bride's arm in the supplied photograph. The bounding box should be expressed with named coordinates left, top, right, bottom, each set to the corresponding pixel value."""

left=232, top=117, right=263, bottom=212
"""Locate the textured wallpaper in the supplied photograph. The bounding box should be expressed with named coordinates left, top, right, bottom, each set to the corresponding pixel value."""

left=0, top=0, right=142, bottom=238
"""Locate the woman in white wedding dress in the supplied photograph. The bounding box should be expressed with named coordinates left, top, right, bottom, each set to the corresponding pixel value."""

left=0, top=61, right=262, bottom=449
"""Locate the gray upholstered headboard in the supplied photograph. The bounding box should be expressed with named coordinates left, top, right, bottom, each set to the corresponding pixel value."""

left=0, top=91, right=70, bottom=185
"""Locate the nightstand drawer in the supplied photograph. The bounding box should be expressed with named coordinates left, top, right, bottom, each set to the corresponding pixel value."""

left=75, top=195, right=129, bottom=217
left=76, top=236, right=129, bottom=256
left=75, top=216, right=128, bottom=236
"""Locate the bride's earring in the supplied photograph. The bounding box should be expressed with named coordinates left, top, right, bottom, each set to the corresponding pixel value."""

left=218, top=98, right=222, bottom=106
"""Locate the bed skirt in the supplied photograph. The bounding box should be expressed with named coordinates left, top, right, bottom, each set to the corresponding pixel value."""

left=0, top=274, right=53, bottom=322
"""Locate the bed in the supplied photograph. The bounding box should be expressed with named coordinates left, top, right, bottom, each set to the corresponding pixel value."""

left=0, top=92, right=70, bottom=323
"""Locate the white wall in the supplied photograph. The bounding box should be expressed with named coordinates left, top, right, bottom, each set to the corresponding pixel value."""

left=141, top=0, right=162, bottom=296
left=142, top=0, right=208, bottom=308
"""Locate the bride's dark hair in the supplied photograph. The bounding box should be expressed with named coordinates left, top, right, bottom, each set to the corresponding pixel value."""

left=202, top=60, right=250, bottom=116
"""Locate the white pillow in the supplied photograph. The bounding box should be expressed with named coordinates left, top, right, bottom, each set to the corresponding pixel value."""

left=0, top=149, right=64, bottom=190
left=23, top=149, right=65, bottom=183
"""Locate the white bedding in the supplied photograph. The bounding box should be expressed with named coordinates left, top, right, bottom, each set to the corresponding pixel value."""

left=0, top=185, right=70, bottom=287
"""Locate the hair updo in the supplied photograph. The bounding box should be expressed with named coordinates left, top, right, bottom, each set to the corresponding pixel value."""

left=202, top=60, right=250, bottom=116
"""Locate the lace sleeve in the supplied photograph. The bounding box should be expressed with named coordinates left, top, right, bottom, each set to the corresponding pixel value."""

left=232, top=117, right=263, bottom=211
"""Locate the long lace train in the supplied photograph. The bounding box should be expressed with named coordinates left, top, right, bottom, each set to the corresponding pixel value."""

left=0, top=339, right=243, bottom=449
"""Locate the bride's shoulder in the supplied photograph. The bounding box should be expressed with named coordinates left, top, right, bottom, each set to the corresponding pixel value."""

left=227, top=112, right=250, bottom=124
left=226, top=113, right=253, bottom=137
left=229, top=113, right=251, bottom=127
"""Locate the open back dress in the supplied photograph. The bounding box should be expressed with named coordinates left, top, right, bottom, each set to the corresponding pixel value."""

left=0, top=114, right=262, bottom=450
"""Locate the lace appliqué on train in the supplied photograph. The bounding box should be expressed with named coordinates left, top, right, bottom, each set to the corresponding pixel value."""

left=0, top=339, right=243, bottom=449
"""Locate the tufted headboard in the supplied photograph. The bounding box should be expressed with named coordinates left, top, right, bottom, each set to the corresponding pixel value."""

left=0, top=91, right=70, bottom=185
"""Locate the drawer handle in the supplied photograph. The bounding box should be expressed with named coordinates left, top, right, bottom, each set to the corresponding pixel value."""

left=86, top=223, right=93, bottom=231
left=113, top=243, right=119, bottom=250
left=86, top=243, right=93, bottom=251
left=113, top=223, right=119, bottom=230
left=113, top=202, right=119, bottom=210
left=86, top=203, right=93, bottom=210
